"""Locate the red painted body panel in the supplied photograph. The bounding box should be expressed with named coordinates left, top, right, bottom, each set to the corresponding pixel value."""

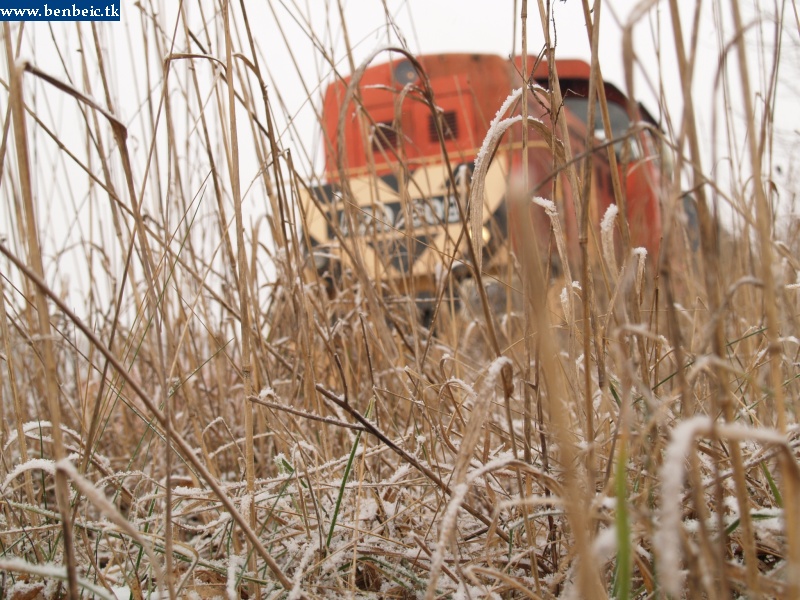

left=321, top=54, right=514, bottom=180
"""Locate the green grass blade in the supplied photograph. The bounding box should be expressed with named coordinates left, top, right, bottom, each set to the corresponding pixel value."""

left=612, top=440, right=631, bottom=600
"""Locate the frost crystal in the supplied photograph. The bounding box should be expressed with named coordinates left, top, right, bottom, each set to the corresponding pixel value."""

left=226, top=553, right=245, bottom=600
left=656, top=416, right=713, bottom=596
left=532, top=195, right=556, bottom=214
left=601, top=203, right=618, bottom=235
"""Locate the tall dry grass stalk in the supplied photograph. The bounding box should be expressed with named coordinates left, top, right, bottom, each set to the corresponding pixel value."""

left=0, top=1, right=797, bottom=599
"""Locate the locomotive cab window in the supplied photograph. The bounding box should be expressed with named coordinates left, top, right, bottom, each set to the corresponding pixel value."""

left=562, top=97, right=640, bottom=160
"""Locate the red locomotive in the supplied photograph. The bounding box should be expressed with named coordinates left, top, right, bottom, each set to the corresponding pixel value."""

left=299, top=53, right=663, bottom=316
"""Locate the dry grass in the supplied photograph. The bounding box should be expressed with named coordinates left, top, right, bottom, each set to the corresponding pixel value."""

left=0, top=1, right=799, bottom=599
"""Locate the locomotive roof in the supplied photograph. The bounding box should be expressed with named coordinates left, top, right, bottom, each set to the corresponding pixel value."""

left=330, top=52, right=657, bottom=125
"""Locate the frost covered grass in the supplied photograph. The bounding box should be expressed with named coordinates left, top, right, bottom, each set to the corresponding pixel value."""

left=1, top=1, right=799, bottom=600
